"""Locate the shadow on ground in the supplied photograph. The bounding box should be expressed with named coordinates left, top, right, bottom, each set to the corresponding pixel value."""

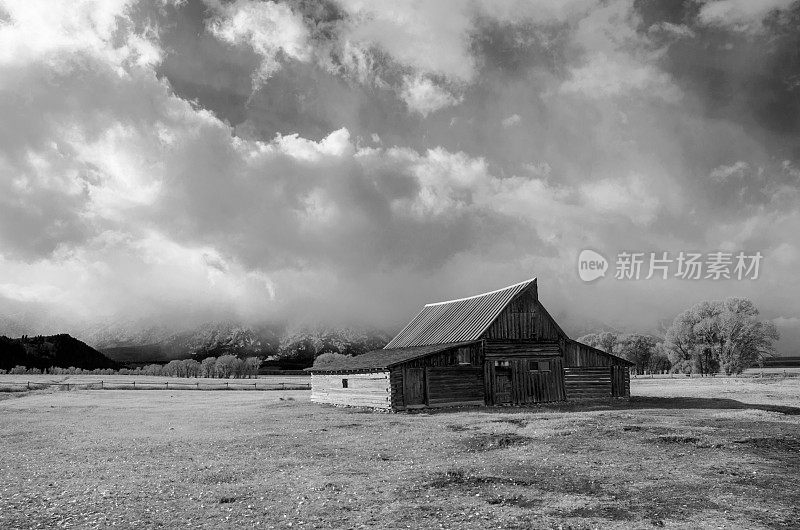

left=626, top=396, right=800, bottom=415
left=400, top=396, right=800, bottom=416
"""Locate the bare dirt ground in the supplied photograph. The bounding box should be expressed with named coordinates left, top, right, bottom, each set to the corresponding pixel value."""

left=1, top=378, right=798, bottom=529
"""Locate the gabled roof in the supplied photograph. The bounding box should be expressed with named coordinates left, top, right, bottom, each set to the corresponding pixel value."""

left=306, top=341, right=480, bottom=373
left=384, top=278, right=536, bottom=349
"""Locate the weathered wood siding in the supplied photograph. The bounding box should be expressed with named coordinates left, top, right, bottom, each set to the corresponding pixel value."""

left=400, top=343, right=483, bottom=368
left=485, top=357, right=565, bottom=405
left=564, top=367, right=612, bottom=400
left=426, top=366, right=485, bottom=407
left=611, top=366, right=630, bottom=398
left=390, top=369, right=404, bottom=409
left=389, top=343, right=486, bottom=409
left=311, top=372, right=391, bottom=409
left=480, top=288, right=566, bottom=343
left=391, top=366, right=485, bottom=409
left=484, top=341, right=560, bottom=358
left=483, top=290, right=537, bottom=340
left=535, top=302, right=566, bottom=342
left=564, top=340, right=628, bottom=367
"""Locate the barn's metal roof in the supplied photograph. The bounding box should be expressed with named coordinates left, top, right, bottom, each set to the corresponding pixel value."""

left=384, top=278, right=536, bottom=349
left=306, top=341, right=480, bottom=372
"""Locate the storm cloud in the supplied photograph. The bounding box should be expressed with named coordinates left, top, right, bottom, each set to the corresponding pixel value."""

left=0, top=0, right=798, bottom=353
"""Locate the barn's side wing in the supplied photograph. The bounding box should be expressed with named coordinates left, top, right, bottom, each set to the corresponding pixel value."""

left=563, top=340, right=632, bottom=399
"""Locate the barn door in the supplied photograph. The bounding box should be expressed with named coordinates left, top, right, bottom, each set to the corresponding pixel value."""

left=494, top=366, right=513, bottom=404
left=528, top=358, right=565, bottom=403
left=611, top=366, right=628, bottom=397
left=403, top=367, right=426, bottom=408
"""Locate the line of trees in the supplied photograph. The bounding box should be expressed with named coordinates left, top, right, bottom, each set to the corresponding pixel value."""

left=579, top=297, right=779, bottom=376
left=578, top=332, right=671, bottom=376
left=0, top=355, right=263, bottom=379
left=0, top=366, right=118, bottom=375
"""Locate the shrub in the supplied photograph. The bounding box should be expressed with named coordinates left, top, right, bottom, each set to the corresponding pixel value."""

left=313, top=352, right=351, bottom=366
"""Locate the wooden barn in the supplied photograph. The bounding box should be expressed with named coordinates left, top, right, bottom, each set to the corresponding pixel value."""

left=307, top=278, right=632, bottom=410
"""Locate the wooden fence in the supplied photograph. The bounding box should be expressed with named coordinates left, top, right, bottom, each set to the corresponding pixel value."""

left=0, top=380, right=311, bottom=391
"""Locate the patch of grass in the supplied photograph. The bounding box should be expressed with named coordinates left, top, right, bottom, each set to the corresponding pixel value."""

left=559, top=505, right=634, bottom=521
left=426, top=469, right=503, bottom=488
left=655, top=435, right=701, bottom=444
left=733, top=436, right=800, bottom=452
left=463, top=432, right=532, bottom=451
left=195, top=469, right=249, bottom=485
left=491, top=418, right=529, bottom=428
left=487, top=495, right=542, bottom=509
left=0, top=378, right=798, bottom=529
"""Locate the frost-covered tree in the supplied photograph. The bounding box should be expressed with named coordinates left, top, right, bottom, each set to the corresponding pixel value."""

left=663, top=298, right=778, bottom=375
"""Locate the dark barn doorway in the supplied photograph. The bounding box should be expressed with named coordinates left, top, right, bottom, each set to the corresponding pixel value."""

left=403, top=367, right=426, bottom=408
left=494, top=364, right=513, bottom=404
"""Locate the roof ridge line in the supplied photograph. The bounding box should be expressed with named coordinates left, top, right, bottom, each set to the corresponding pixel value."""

left=423, top=277, right=536, bottom=307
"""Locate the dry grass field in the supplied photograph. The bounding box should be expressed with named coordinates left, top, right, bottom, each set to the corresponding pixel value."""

left=0, top=374, right=311, bottom=391
left=1, top=377, right=798, bottom=529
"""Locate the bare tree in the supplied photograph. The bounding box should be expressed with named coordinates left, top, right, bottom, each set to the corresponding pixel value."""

left=183, top=359, right=201, bottom=378
left=200, top=357, right=216, bottom=378
left=215, top=355, right=238, bottom=379
left=243, top=357, right=261, bottom=378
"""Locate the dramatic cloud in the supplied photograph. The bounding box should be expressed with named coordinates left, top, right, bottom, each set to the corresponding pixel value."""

left=207, top=0, right=311, bottom=86
left=0, top=0, right=799, bottom=354
left=399, top=75, right=462, bottom=116
left=697, top=0, right=797, bottom=33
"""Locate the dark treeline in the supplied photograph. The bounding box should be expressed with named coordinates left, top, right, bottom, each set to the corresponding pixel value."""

left=0, top=335, right=116, bottom=372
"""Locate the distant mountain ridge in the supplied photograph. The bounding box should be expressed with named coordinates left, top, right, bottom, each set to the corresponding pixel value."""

left=90, top=321, right=282, bottom=363
left=0, top=334, right=116, bottom=371
left=86, top=321, right=391, bottom=367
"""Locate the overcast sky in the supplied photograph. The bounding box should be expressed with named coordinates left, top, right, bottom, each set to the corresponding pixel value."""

left=0, top=0, right=799, bottom=352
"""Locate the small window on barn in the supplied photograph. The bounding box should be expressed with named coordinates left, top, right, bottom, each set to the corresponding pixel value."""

left=457, top=349, right=471, bottom=365
left=342, top=378, right=348, bottom=388
left=537, top=360, right=550, bottom=372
